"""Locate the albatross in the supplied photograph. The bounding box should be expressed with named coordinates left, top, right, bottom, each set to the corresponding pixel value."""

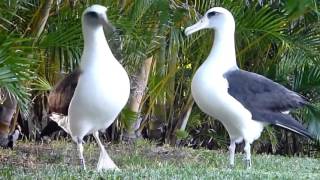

left=68, top=5, right=130, bottom=171
left=184, top=7, right=313, bottom=168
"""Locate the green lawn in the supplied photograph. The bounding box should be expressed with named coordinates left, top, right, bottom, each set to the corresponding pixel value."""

left=0, top=139, right=319, bottom=179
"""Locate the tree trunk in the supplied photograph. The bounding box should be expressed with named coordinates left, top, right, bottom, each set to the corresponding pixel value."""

left=149, top=36, right=167, bottom=140
left=23, top=0, right=53, bottom=40
left=123, top=57, right=153, bottom=140
left=166, top=29, right=179, bottom=143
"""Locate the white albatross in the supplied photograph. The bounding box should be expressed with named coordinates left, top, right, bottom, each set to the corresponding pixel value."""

left=184, top=7, right=313, bottom=168
left=68, top=5, right=130, bottom=171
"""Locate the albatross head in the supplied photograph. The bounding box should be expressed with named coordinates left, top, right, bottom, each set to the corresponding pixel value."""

left=82, top=4, right=115, bottom=31
left=185, top=7, right=235, bottom=36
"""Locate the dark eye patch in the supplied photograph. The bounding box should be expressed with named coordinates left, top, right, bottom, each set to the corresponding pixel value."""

left=207, top=11, right=218, bottom=18
left=86, top=11, right=99, bottom=19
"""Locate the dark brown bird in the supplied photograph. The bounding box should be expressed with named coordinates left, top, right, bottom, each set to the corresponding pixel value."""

left=40, top=69, right=81, bottom=138
left=48, top=68, right=82, bottom=115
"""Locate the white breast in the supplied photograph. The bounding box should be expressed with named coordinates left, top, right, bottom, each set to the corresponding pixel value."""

left=68, top=44, right=130, bottom=137
left=75, top=60, right=130, bottom=119
left=191, top=65, right=264, bottom=143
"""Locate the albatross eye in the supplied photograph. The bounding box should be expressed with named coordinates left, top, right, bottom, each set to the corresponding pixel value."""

left=86, top=11, right=99, bottom=19
left=207, top=11, right=218, bottom=18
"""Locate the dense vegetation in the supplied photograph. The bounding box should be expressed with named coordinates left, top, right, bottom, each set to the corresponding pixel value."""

left=0, top=0, right=320, bottom=156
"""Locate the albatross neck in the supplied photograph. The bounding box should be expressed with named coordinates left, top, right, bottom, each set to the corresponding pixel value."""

left=205, top=28, right=238, bottom=73
left=82, top=25, right=110, bottom=51
left=81, top=25, right=114, bottom=69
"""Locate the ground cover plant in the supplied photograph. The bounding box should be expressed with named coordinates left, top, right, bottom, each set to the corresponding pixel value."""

left=0, top=140, right=319, bottom=179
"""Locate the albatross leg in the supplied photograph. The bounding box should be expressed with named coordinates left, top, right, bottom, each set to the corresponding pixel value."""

left=243, top=141, right=252, bottom=169
left=93, top=131, right=119, bottom=171
left=228, top=139, right=236, bottom=168
left=76, top=137, right=86, bottom=170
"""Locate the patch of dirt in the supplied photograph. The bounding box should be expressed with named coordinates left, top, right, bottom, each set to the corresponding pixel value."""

left=144, top=145, right=192, bottom=161
left=0, top=140, right=197, bottom=169
left=0, top=141, right=80, bottom=169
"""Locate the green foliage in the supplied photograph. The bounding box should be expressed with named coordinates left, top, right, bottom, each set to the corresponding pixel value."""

left=0, top=35, right=37, bottom=111
left=175, top=129, right=189, bottom=140
left=31, top=76, right=52, bottom=91
left=293, top=63, right=320, bottom=92
left=263, top=126, right=279, bottom=153
left=284, top=0, right=317, bottom=19
left=119, top=107, right=138, bottom=130
left=305, top=104, right=320, bottom=140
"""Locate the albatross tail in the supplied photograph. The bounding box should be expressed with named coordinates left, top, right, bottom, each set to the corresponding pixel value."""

left=255, top=111, right=313, bottom=139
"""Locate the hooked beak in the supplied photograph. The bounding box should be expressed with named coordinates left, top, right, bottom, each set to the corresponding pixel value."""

left=100, top=13, right=116, bottom=32
left=184, top=17, right=208, bottom=36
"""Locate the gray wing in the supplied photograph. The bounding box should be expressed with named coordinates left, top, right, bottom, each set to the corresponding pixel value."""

left=224, top=70, right=312, bottom=138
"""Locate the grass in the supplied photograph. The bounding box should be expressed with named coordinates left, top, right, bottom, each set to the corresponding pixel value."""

left=0, top=139, right=319, bottom=179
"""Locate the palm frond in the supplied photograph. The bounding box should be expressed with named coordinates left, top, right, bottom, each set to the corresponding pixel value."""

left=0, top=35, right=37, bottom=111
left=293, top=63, right=320, bottom=92
left=120, top=107, right=139, bottom=130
